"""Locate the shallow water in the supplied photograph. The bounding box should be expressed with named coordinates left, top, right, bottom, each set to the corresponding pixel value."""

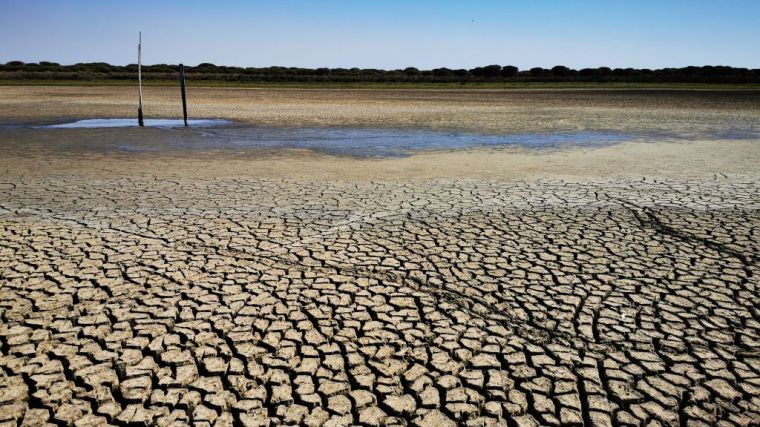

left=6, top=118, right=759, bottom=157
left=41, top=118, right=231, bottom=129
left=188, top=126, right=642, bottom=157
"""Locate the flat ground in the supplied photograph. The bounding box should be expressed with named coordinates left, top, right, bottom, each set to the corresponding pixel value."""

left=0, top=87, right=759, bottom=426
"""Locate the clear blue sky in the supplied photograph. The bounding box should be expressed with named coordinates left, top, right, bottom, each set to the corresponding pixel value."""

left=1, top=0, right=758, bottom=69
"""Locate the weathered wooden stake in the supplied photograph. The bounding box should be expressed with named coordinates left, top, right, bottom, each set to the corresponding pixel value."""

left=179, top=63, right=188, bottom=127
left=137, top=32, right=144, bottom=127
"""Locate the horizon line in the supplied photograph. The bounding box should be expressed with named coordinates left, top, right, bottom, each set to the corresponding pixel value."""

left=4, top=60, right=760, bottom=72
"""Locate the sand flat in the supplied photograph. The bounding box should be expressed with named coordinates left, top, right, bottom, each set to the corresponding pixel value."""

left=0, top=86, right=759, bottom=426
left=2, top=85, right=760, bottom=133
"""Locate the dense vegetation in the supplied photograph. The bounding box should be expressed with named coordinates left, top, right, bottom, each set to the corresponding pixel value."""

left=2, top=61, right=759, bottom=84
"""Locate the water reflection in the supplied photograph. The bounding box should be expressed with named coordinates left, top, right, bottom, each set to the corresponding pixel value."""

left=41, top=118, right=231, bottom=129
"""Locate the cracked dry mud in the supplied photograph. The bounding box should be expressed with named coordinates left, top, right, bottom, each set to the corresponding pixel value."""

left=0, top=175, right=758, bottom=426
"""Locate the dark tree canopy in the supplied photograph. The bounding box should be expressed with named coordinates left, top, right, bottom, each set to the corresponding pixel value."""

left=1, top=61, right=758, bottom=84
left=501, top=66, right=519, bottom=77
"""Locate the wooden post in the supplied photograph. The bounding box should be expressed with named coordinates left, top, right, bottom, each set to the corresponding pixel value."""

left=137, top=32, right=144, bottom=127
left=179, top=63, right=188, bottom=127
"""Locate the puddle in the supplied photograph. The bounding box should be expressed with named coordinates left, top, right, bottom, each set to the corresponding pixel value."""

left=41, top=118, right=231, bottom=129
left=710, top=126, right=760, bottom=140
left=4, top=119, right=759, bottom=157
left=189, top=127, right=642, bottom=157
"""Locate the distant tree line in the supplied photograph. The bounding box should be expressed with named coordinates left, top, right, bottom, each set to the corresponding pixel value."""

left=1, top=61, right=759, bottom=84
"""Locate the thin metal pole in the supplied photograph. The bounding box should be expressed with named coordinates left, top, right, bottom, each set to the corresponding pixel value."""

left=137, top=32, right=144, bottom=127
left=179, top=63, right=188, bottom=127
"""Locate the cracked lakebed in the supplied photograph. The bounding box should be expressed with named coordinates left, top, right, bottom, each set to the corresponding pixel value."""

left=1, top=176, right=759, bottom=426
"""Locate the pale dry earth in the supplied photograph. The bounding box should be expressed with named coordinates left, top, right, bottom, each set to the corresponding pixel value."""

left=0, top=87, right=759, bottom=426
left=1, top=86, right=759, bottom=136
